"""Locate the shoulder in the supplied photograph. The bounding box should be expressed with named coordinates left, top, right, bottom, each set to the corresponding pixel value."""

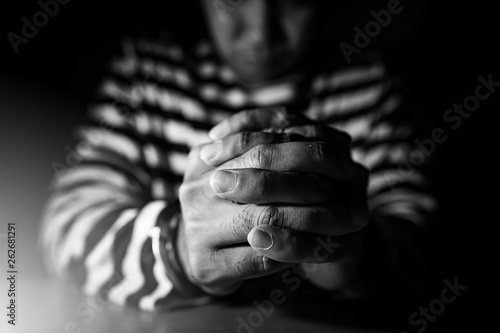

left=106, top=30, right=218, bottom=76
left=305, top=51, right=401, bottom=122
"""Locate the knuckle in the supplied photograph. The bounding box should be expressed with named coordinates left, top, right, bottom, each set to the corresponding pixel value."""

left=308, top=142, right=325, bottom=162
left=188, top=254, right=206, bottom=283
left=250, top=144, right=272, bottom=169
left=255, top=170, right=272, bottom=199
left=224, top=215, right=246, bottom=240
left=178, top=182, right=189, bottom=200
left=235, top=205, right=257, bottom=236
left=237, top=131, right=252, bottom=151
left=236, top=254, right=265, bottom=278
left=178, top=181, right=202, bottom=211
left=249, top=145, right=263, bottom=168
left=256, top=205, right=284, bottom=227
left=255, top=206, right=273, bottom=226
left=189, top=252, right=216, bottom=285
left=178, top=182, right=193, bottom=208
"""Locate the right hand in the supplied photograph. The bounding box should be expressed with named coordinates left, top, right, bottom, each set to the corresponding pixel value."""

left=177, top=143, right=292, bottom=296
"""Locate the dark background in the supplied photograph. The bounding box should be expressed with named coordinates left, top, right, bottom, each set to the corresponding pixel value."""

left=0, top=0, right=498, bottom=331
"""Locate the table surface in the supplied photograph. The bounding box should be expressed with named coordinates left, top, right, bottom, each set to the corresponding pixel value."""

left=1, top=274, right=460, bottom=333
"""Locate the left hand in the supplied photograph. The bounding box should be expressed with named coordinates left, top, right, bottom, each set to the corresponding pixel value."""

left=201, top=107, right=370, bottom=290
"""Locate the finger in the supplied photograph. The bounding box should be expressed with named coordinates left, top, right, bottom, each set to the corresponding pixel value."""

left=217, top=202, right=369, bottom=246
left=246, top=225, right=359, bottom=263
left=200, top=131, right=305, bottom=166
left=209, top=168, right=338, bottom=205
left=220, top=142, right=358, bottom=181
left=183, top=144, right=215, bottom=181
left=283, top=125, right=352, bottom=147
left=199, top=281, right=244, bottom=297
left=208, top=106, right=314, bottom=140
left=213, top=244, right=291, bottom=282
left=189, top=245, right=291, bottom=296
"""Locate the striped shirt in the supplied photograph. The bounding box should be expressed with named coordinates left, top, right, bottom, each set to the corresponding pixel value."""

left=39, top=31, right=437, bottom=311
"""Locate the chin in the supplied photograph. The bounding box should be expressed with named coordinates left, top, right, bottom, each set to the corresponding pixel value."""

left=234, top=64, right=296, bottom=86
left=241, top=71, right=278, bottom=85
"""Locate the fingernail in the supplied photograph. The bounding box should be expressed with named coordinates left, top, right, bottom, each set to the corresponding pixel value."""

left=342, top=153, right=357, bottom=176
left=208, top=125, right=225, bottom=141
left=211, top=170, right=238, bottom=193
left=248, top=228, right=274, bottom=250
left=208, top=128, right=219, bottom=141
left=200, top=141, right=222, bottom=162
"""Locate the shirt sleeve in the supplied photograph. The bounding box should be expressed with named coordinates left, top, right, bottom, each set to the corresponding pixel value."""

left=38, top=36, right=207, bottom=311
left=316, top=60, right=438, bottom=297
left=316, top=61, right=438, bottom=229
left=345, top=65, right=438, bottom=294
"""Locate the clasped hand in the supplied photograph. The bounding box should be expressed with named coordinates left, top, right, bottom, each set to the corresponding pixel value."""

left=177, top=108, right=369, bottom=295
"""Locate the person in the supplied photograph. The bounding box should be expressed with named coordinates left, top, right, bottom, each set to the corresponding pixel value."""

left=39, top=0, right=436, bottom=312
